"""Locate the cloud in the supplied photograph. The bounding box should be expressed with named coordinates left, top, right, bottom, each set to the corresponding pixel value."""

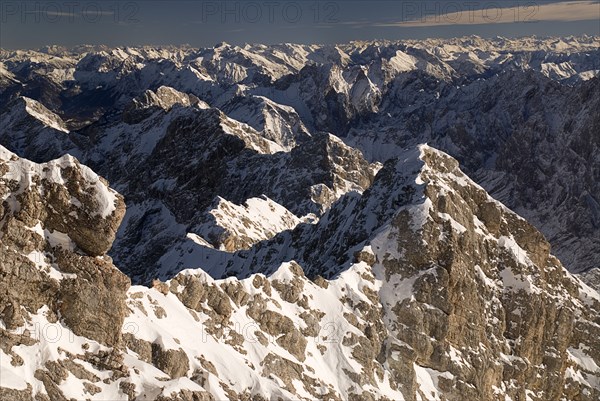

left=378, top=1, right=600, bottom=27
left=45, top=11, right=76, bottom=17
left=24, top=9, right=115, bottom=18
left=81, top=10, right=115, bottom=16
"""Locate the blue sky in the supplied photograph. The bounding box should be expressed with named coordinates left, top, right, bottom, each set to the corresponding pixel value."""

left=1, top=1, right=599, bottom=49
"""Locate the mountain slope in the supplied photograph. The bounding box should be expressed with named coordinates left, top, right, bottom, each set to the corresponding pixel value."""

left=3, top=145, right=597, bottom=400
left=0, top=97, right=76, bottom=162
left=75, top=94, right=377, bottom=283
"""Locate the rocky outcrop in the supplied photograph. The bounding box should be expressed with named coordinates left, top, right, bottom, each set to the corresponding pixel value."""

left=0, top=147, right=130, bottom=400
left=369, top=146, right=600, bottom=401
left=196, top=195, right=302, bottom=251
left=0, top=146, right=129, bottom=346
left=219, top=94, right=312, bottom=150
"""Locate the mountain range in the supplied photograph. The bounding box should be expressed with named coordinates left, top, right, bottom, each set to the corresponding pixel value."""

left=0, top=36, right=599, bottom=400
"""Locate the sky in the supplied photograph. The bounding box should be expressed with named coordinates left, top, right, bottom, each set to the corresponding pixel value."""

left=1, top=0, right=599, bottom=49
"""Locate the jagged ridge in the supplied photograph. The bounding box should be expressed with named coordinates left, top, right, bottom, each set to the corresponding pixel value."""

left=1, top=145, right=599, bottom=401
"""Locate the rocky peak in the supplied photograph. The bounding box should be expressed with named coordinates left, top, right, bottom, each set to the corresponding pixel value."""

left=11, top=97, right=69, bottom=133
left=195, top=195, right=302, bottom=252
left=122, top=85, right=208, bottom=124
left=288, top=132, right=378, bottom=209
left=366, top=145, right=600, bottom=401
left=219, top=94, right=312, bottom=150
left=0, top=145, right=129, bottom=348
left=0, top=97, right=76, bottom=163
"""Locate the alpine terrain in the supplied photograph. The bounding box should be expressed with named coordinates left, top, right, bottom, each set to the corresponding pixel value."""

left=0, top=36, right=599, bottom=400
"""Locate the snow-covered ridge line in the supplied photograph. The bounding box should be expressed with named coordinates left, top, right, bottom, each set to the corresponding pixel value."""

left=21, top=97, right=69, bottom=133
left=0, top=145, right=118, bottom=219
left=148, top=143, right=560, bottom=284
left=2, top=34, right=598, bottom=57
left=196, top=195, right=303, bottom=251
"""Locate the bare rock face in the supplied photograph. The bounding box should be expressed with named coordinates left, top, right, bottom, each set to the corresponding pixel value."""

left=151, top=343, right=190, bottom=379
left=55, top=248, right=130, bottom=346
left=42, top=165, right=125, bottom=256
left=0, top=145, right=129, bottom=347
left=370, top=146, right=600, bottom=401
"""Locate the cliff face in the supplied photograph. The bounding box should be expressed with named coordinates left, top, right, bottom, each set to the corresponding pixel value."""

left=367, top=147, right=600, bottom=401
left=0, top=146, right=131, bottom=400
left=1, top=145, right=598, bottom=401
left=0, top=146, right=129, bottom=344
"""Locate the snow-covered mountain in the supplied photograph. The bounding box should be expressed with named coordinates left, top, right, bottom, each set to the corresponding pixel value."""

left=1, top=36, right=598, bottom=280
left=0, top=96, right=75, bottom=161
left=1, top=144, right=599, bottom=401
left=1, top=36, right=599, bottom=400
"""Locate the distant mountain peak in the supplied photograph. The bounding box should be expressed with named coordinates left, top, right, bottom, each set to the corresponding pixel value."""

left=18, top=96, right=69, bottom=133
